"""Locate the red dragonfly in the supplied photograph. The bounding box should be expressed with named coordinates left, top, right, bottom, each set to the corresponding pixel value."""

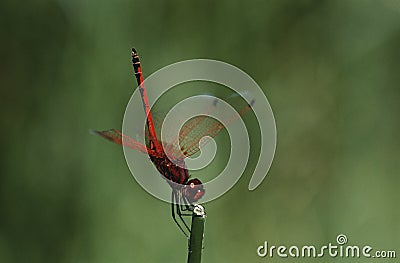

left=94, top=48, right=254, bottom=236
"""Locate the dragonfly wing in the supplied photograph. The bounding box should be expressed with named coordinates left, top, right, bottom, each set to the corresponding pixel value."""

left=93, top=129, right=156, bottom=156
left=177, top=101, right=254, bottom=158
left=176, top=116, right=224, bottom=158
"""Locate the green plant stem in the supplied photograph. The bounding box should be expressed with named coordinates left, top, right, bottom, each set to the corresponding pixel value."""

left=187, top=205, right=206, bottom=263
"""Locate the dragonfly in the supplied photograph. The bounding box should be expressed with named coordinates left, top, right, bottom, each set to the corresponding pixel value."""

left=93, top=48, right=254, bottom=237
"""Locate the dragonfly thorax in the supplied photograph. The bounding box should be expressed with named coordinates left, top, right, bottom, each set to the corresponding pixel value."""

left=150, top=151, right=189, bottom=185
left=149, top=146, right=205, bottom=204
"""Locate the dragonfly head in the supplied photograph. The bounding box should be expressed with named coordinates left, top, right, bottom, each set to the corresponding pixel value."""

left=184, top=178, right=205, bottom=204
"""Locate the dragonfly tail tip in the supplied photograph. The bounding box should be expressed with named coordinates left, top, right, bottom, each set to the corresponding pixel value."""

left=213, top=98, right=218, bottom=106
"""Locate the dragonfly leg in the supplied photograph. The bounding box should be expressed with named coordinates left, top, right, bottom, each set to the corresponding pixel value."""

left=175, top=192, right=192, bottom=232
left=176, top=202, right=192, bottom=231
left=179, top=205, right=193, bottom=214
left=180, top=195, right=194, bottom=212
left=171, top=190, right=189, bottom=238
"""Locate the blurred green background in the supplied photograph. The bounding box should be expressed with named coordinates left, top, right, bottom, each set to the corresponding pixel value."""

left=1, top=0, right=400, bottom=262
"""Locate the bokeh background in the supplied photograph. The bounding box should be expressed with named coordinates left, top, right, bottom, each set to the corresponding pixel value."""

left=1, top=0, right=400, bottom=262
